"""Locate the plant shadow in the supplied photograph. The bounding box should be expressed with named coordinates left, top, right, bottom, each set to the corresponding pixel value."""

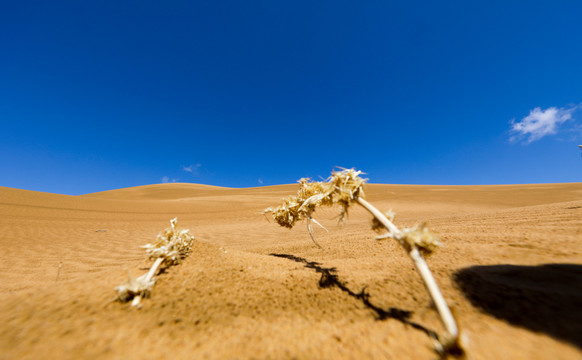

left=454, top=264, right=582, bottom=349
left=270, top=253, right=438, bottom=338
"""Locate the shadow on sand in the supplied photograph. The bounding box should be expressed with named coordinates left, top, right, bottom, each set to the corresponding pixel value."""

left=270, top=253, right=437, bottom=338
left=454, top=264, right=582, bottom=349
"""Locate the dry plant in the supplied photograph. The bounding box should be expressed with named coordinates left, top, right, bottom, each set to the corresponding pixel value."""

left=264, top=168, right=463, bottom=355
left=115, top=218, right=194, bottom=308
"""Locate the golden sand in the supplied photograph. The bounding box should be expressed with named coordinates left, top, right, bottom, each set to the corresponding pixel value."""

left=1, top=182, right=581, bottom=359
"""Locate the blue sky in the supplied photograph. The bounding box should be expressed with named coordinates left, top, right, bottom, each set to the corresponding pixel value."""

left=1, top=1, right=581, bottom=195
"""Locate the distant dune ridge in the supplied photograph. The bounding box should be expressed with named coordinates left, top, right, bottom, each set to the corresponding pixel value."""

left=1, top=182, right=582, bottom=359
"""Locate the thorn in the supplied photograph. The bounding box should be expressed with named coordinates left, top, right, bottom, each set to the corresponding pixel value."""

left=375, top=233, right=392, bottom=241
left=306, top=219, right=323, bottom=249
left=310, top=217, right=328, bottom=232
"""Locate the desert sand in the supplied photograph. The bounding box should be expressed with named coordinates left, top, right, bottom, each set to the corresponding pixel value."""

left=1, top=181, right=581, bottom=359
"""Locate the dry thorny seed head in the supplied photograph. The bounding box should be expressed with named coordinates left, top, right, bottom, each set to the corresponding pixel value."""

left=399, top=223, right=441, bottom=255
left=115, top=271, right=156, bottom=302
left=374, top=215, right=441, bottom=255
left=142, top=217, right=195, bottom=267
left=264, top=168, right=368, bottom=231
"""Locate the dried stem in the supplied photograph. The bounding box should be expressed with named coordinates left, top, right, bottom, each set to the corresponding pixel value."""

left=356, top=197, right=459, bottom=349
left=131, top=257, right=164, bottom=308
left=145, top=257, right=164, bottom=284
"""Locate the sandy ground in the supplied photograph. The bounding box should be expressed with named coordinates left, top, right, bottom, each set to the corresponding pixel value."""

left=1, top=182, right=581, bottom=359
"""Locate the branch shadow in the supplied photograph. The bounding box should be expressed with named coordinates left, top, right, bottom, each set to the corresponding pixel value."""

left=454, top=264, right=582, bottom=349
left=270, top=253, right=438, bottom=339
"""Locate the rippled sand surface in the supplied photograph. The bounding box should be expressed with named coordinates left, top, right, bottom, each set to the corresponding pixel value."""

left=1, top=182, right=581, bottom=359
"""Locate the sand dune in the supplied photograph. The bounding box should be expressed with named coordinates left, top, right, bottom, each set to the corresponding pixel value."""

left=1, top=182, right=581, bottom=359
left=81, top=183, right=231, bottom=200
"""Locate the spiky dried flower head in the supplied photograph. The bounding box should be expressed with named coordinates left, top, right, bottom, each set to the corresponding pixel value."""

left=115, top=271, right=156, bottom=302
left=264, top=179, right=330, bottom=229
left=375, top=217, right=440, bottom=254
left=143, top=217, right=195, bottom=267
left=264, top=168, right=368, bottom=229
left=327, top=168, right=366, bottom=203
left=399, top=223, right=441, bottom=254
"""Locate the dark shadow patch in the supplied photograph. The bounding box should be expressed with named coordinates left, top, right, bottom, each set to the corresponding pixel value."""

left=455, top=264, right=582, bottom=348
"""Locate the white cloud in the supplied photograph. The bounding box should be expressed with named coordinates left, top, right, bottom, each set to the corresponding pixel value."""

left=510, top=104, right=579, bottom=143
left=258, top=179, right=264, bottom=185
left=182, top=164, right=201, bottom=174
left=161, top=176, right=178, bottom=183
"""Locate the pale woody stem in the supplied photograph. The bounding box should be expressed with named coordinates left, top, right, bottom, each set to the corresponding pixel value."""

left=131, top=294, right=142, bottom=307
left=146, top=257, right=165, bottom=283
left=131, top=257, right=165, bottom=308
left=355, top=197, right=459, bottom=342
